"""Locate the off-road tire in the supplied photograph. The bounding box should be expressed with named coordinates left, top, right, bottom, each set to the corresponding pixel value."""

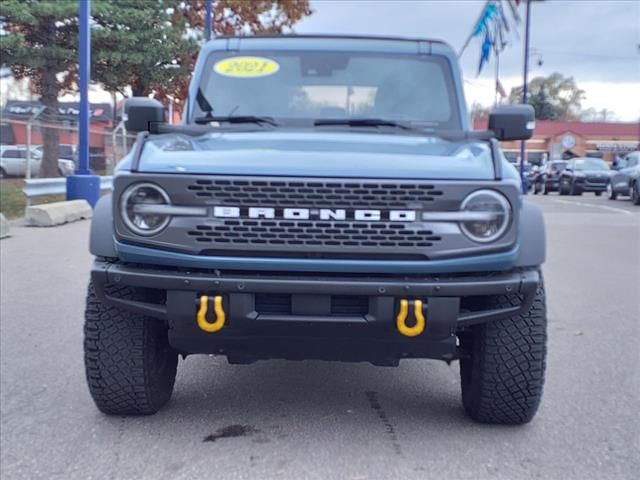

left=84, top=281, right=178, bottom=415
left=459, top=277, right=547, bottom=425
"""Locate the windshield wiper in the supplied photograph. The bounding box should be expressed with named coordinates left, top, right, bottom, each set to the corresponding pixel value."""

left=314, top=118, right=414, bottom=130
left=193, top=115, right=279, bottom=126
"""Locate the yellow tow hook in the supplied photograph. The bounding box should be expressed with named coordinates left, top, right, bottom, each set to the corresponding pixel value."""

left=396, top=299, right=426, bottom=337
left=197, top=295, right=226, bottom=333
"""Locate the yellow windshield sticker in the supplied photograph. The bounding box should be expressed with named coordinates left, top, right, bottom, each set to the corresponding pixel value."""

left=214, top=57, right=280, bottom=78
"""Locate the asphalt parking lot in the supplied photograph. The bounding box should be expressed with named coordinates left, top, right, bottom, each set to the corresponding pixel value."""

left=1, top=194, right=638, bottom=480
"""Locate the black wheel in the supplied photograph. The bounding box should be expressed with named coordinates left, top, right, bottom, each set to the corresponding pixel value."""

left=533, top=181, right=540, bottom=195
left=459, top=276, right=547, bottom=425
left=632, top=181, right=640, bottom=206
left=84, top=281, right=178, bottom=415
left=570, top=182, right=581, bottom=196
left=595, top=191, right=602, bottom=197
left=607, top=182, right=617, bottom=200
left=559, top=179, right=569, bottom=195
left=0, top=167, right=6, bottom=179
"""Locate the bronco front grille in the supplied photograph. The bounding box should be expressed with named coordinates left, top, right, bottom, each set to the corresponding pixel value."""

left=114, top=174, right=520, bottom=261
left=186, top=179, right=444, bottom=207
left=187, top=219, right=441, bottom=249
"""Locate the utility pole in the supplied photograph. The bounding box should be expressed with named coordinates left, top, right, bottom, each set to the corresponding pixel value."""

left=66, top=0, right=100, bottom=207
left=25, top=107, right=44, bottom=180
left=519, top=0, right=532, bottom=194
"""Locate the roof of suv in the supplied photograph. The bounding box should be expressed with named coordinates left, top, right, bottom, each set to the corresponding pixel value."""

left=203, top=34, right=455, bottom=56
left=215, top=33, right=449, bottom=44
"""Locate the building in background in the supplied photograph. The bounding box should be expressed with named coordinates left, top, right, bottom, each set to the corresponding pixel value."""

left=474, top=119, right=640, bottom=164
left=0, top=100, right=113, bottom=170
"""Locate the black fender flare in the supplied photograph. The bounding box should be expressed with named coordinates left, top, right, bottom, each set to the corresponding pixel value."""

left=515, top=199, right=546, bottom=267
left=89, top=194, right=117, bottom=259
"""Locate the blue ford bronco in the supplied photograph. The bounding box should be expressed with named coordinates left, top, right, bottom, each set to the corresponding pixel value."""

left=85, top=35, right=547, bottom=424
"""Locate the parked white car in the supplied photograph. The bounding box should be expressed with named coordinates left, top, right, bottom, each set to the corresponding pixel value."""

left=34, top=144, right=78, bottom=163
left=0, top=145, right=75, bottom=178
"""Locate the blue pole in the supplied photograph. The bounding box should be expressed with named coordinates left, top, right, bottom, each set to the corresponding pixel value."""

left=205, top=0, right=212, bottom=41
left=519, top=0, right=532, bottom=194
left=78, top=0, right=90, bottom=175
left=67, top=0, right=100, bottom=207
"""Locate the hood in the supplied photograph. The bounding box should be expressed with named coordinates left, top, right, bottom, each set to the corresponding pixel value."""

left=124, top=130, right=498, bottom=180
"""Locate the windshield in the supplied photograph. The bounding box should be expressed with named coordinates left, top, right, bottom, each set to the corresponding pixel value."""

left=195, top=51, right=460, bottom=129
left=573, top=158, right=609, bottom=170
left=550, top=161, right=567, bottom=171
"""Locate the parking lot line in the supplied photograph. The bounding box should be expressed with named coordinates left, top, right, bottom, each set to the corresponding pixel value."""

left=549, top=198, right=633, bottom=215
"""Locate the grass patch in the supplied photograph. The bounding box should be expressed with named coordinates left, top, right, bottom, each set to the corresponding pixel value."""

left=0, top=179, right=66, bottom=219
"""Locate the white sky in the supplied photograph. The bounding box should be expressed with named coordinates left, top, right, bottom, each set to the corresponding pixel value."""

left=296, top=0, right=640, bottom=121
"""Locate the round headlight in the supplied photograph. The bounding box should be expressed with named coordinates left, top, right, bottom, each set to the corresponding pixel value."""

left=459, top=190, right=511, bottom=243
left=120, top=183, right=171, bottom=236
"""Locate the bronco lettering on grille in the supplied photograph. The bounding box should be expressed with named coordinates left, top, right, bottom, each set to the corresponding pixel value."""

left=212, top=206, right=417, bottom=222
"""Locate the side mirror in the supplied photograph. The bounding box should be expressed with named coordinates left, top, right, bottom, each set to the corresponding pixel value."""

left=124, top=97, right=165, bottom=132
left=564, top=167, right=572, bottom=172
left=488, top=105, right=535, bottom=141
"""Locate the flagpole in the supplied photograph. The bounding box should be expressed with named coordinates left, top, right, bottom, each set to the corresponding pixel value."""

left=519, top=0, right=532, bottom=193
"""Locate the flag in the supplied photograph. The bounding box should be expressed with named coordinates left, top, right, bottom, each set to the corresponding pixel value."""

left=472, top=3, right=498, bottom=37
left=478, top=31, right=493, bottom=75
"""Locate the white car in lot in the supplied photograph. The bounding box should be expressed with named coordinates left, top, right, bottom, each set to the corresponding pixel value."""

left=0, top=145, right=75, bottom=178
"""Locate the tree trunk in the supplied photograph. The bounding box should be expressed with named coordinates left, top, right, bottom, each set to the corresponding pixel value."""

left=39, top=57, right=60, bottom=178
left=131, top=77, right=147, bottom=97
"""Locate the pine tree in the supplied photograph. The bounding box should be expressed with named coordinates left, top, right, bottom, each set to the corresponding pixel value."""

left=1, top=0, right=79, bottom=177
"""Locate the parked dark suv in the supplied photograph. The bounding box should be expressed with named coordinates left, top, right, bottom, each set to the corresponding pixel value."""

left=558, top=157, right=610, bottom=196
left=533, top=160, right=567, bottom=195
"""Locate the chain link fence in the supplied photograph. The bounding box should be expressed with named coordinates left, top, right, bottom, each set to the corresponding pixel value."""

left=1, top=115, right=136, bottom=179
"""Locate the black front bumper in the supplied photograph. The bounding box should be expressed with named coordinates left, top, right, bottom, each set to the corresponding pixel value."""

left=91, top=261, right=540, bottom=364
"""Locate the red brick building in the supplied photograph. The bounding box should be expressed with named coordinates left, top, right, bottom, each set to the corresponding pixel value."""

left=2, top=100, right=113, bottom=147
left=474, top=119, right=640, bottom=164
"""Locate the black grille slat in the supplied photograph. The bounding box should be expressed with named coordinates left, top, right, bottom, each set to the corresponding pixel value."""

left=186, top=219, right=441, bottom=250
left=186, top=179, right=442, bottom=206
left=185, top=175, right=447, bottom=253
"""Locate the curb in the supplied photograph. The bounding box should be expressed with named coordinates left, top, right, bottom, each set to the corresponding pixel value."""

left=25, top=200, right=93, bottom=227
